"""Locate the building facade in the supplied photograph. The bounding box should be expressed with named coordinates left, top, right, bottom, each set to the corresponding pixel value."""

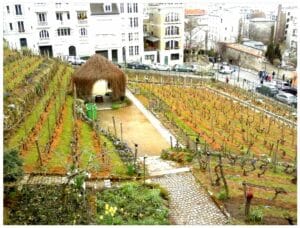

left=143, top=2, right=184, bottom=66
left=3, top=0, right=144, bottom=63
left=284, top=7, right=297, bottom=51
left=207, top=6, right=240, bottom=50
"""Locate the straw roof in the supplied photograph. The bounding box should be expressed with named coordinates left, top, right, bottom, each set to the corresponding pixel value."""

left=72, top=54, right=126, bottom=101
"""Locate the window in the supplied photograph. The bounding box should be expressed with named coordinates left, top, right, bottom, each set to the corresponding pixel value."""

left=225, top=27, right=227, bottom=31
left=165, top=26, right=179, bottom=35
left=287, top=18, right=290, bottom=23
left=286, top=24, right=289, bottom=28
left=67, top=12, right=70, bottom=19
left=37, top=12, right=47, bottom=25
left=39, top=30, right=49, bottom=39
left=104, top=4, right=111, bottom=12
left=165, top=40, right=179, bottom=50
left=57, top=27, right=71, bottom=36
left=221, top=18, right=223, bottom=23
left=134, top=32, right=139, bottom=41
left=127, top=3, right=132, bottom=13
left=129, top=18, right=133, bottom=27
left=128, top=33, right=133, bottom=41
left=171, top=53, right=179, bottom=60
left=20, top=38, right=27, bottom=47
left=15, top=4, right=22, bottom=15
left=80, top=28, right=87, bottom=36
left=129, top=46, right=134, bottom=56
left=122, top=33, right=125, bottom=41
left=18, top=21, right=25, bottom=32
left=56, top=12, right=63, bottom=21
left=165, top=13, right=179, bottom=22
left=6, top=6, right=10, bottom=13
left=134, top=46, right=139, bottom=55
left=9, top=23, right=13, bottom=31
left=133, top=3, right=138, bottom=13
left=134, top=17, right=138, bottom=27
left=77, top=11, right=87, bottom=20
left=120, top=3, right=124, bottom=13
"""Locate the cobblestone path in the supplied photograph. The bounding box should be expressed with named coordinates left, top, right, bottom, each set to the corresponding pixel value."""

left=145, top=156, right=228, bottom=225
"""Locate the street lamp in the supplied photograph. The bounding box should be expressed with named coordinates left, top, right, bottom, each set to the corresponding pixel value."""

left=143, top=155, right=147, bottom=185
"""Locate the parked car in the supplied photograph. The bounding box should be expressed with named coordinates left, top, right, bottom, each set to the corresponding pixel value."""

left=274, top=80, right=290, bottom=90
left=255, top=83, right=279, bottom=97
left=218, top=65, right=234, bottom=74
left=127, top=62, right=150, bottom=70
left=275, top=92, right=297, bottom=106
left=68, top=56, right=86, bottom=65
left=155, top=64, right=171, bottom=71
left=281, top=87, right=297, bottom=96
left=172, top=64, right=194, bottom=72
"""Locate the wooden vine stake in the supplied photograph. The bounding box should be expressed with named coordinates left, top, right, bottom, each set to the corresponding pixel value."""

left=35, top=140, right=43, bottom=166
left=120, top=122, right=123, bottom=142
left=112, top=116, right=117, bottom=137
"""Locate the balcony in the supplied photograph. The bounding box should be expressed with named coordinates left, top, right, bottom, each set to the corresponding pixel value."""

left=38, top=21, right=48, bottom=26
left=78, top=19, right=88, bottom=24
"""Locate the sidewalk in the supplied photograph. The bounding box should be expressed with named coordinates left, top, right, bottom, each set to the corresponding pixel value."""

left=126, top=89, right=178, bottom=146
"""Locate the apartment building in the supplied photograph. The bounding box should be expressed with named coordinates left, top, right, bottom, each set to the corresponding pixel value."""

left=3, top=1, right=144, bottom=63
left=207, top=6, right=240, bottom=50
left=143, top=2, right=184, bottom=66
left=284, top=7, right=297, bottom=51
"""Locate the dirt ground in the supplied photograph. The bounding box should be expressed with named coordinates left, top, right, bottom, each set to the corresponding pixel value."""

left=98, top=105, right=170, bottom=156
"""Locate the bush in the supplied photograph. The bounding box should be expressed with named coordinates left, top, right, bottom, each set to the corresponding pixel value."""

left=96, top=182, right=169, bottom=225
left=126, top=164, right=136, bottom=176
left=4, top=149, right=23, bottom=183
left=248, top=208, right=264, bottom=222
left=216, top=190, right=227, bottom=200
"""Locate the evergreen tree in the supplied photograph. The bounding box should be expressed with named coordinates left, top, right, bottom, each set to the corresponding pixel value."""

left=274, top=43, right=282, bottom=61
left=265, top=42, right=275, bottom=64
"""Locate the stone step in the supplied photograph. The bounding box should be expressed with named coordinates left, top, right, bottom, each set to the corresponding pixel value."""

left=149, top=167, right=190, bottom=177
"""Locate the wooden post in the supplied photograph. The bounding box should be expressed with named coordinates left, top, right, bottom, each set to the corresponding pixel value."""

left=120, top=122, right=123, bottom=142
left=170, top=136, right=173, bottom=149
left=143, top=156, right=147, bottom=185
left=35, top=140, right=43, bottom=166
left=47, top=118, right=51, bottom=147
left=73, top=84, right=77, bottom=120
left=134, top=144, right=138, bottom=170
left=273, top=140, right=279, bottom=172
left=112, top=116, right=117, bottom=136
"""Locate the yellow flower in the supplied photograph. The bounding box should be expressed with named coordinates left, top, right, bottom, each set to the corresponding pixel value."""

left=105, top=204, right=109, bottom=210
left=99, top=215, right=104, bottom=220
left=105, top=210, right=109, bottom=215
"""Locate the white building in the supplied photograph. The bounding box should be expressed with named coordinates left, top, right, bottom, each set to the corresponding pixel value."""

left=207, top=6, right=240, bottom=50
left=184, top=9, right=208, bottom=51
left=284, top=7, right=297, bottom=51
left=143, top=2, right=185, bottom=66
left=3, top=0, right=144, bottom=63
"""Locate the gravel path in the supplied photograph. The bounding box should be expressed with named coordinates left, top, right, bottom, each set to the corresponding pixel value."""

left=144, top=156, right=228, bottom=225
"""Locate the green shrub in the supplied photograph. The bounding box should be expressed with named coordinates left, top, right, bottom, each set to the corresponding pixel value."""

left=249, top=208, right=264, bottom=222
left=160, top=149, right=169, bottom=160
left=96, top=182, right=169, bottom=225
left=4, top=149, right=23, bottom=183
left=126, top=164, right=136, bottom=176
left=216, top=190, right=227, bottom=201
left=185, top=154, right=193, bottom=162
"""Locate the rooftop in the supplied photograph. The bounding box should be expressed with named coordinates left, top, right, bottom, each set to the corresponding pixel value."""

left=225, top=43, right=263, bottom=57
left=185, top=9, right=206, bottom=16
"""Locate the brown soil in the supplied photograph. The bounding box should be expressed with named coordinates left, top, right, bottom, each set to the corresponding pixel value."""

left=20, top=99, right=54, bottom=158
left=224, top=196, right=294, bottom=225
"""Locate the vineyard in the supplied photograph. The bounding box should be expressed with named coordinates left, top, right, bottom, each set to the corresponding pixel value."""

left=127, top=72, right=297, bottom=224
left=4, top=48, right=170, bottom=225
left=4, top=48, right=128, bottom=178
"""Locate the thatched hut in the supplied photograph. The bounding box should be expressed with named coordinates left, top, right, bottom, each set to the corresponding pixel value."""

left=72, top=54, right=126, bottom=101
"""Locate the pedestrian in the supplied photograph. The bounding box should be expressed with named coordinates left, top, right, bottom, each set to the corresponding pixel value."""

left=226, top=76, right=229, bottom=83
left=272, top=71, right=275, bottom=79
left=282, top=74, right=285, bottom=81
left=260, top=79, right=264, bottom=84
